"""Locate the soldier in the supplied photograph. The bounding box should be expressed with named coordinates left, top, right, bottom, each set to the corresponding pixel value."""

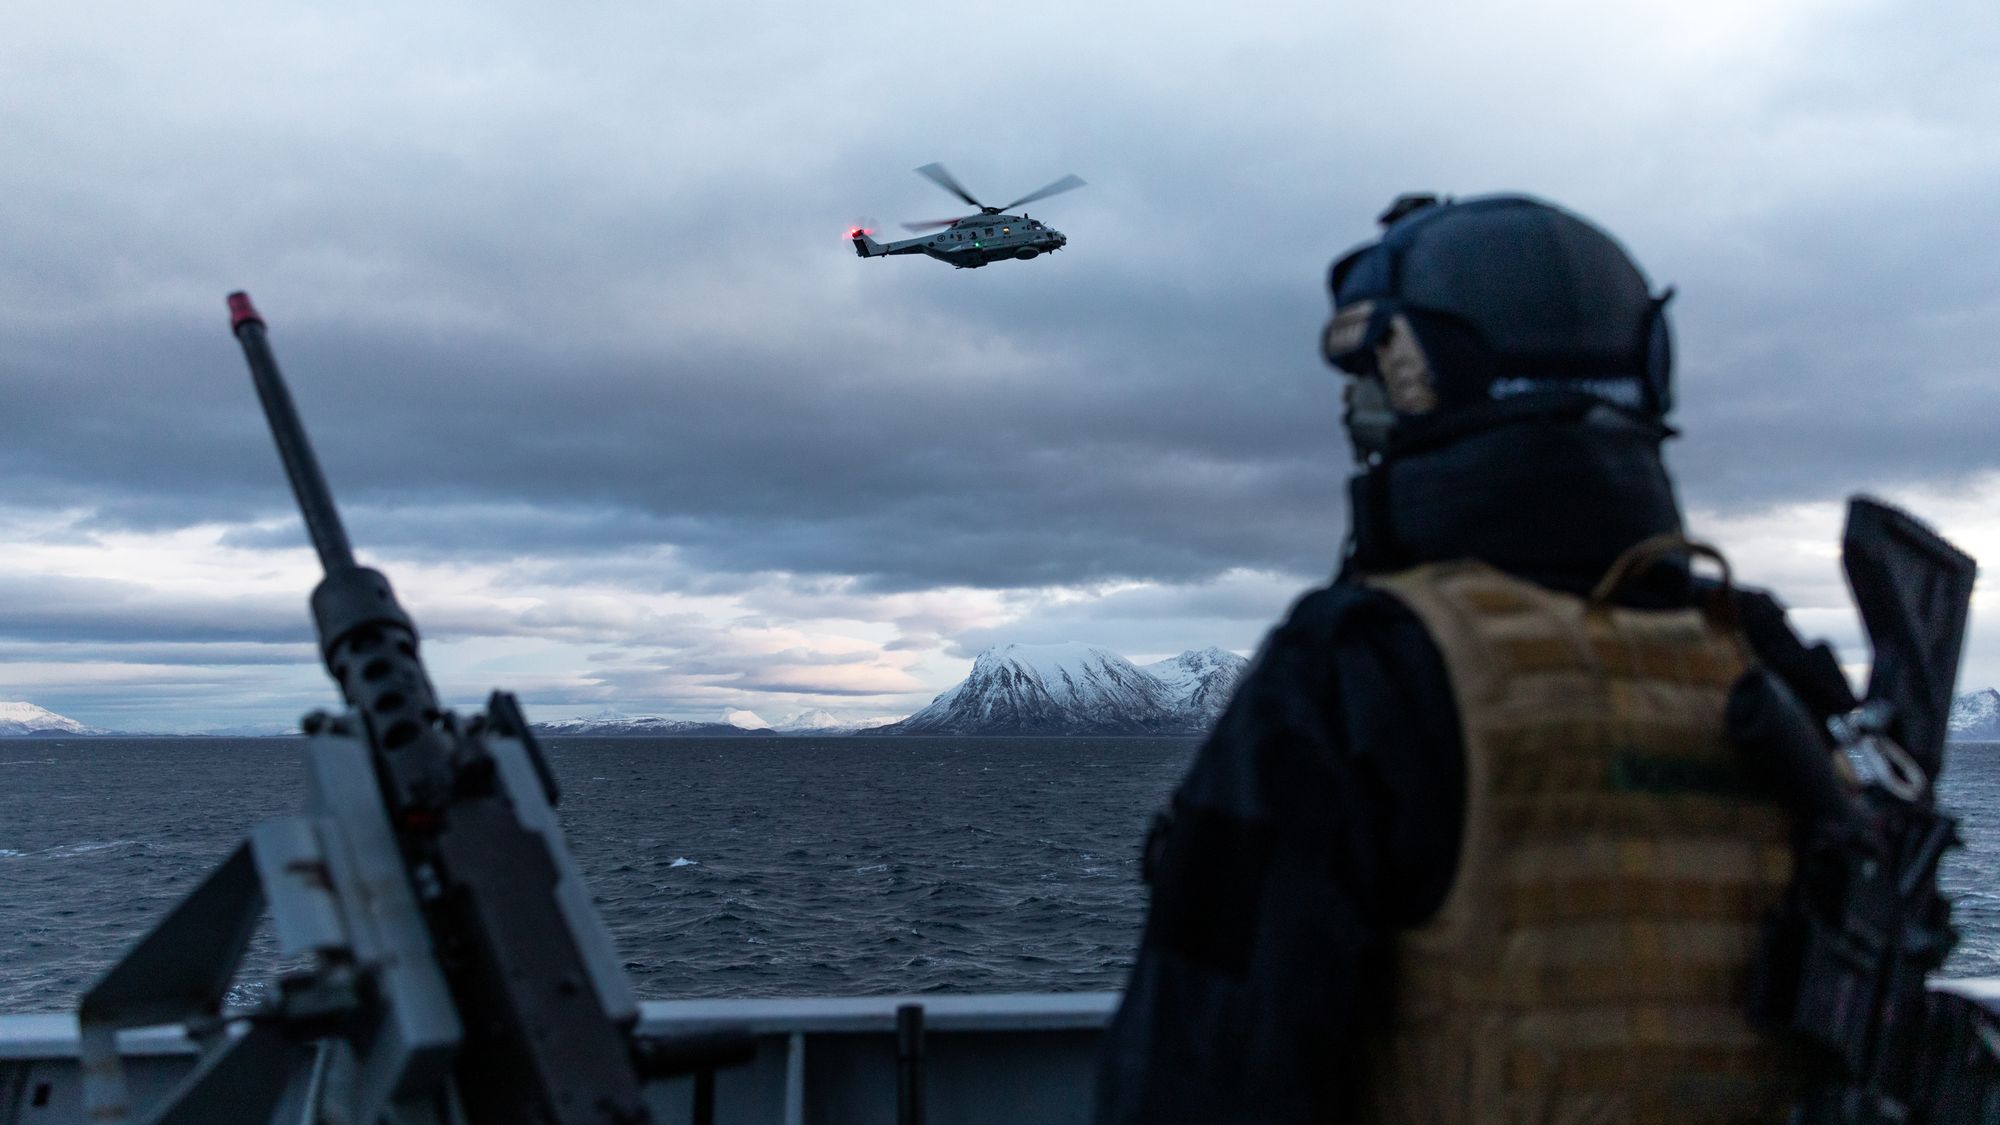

left=1095, top=194, right=1848, bottom=1123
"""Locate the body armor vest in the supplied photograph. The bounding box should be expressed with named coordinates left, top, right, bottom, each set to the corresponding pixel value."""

left=1362, top=558, right=1806, bottom=1124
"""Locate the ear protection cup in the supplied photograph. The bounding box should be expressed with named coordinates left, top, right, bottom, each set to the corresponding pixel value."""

left=1642, top=289, right=1675, bottom=417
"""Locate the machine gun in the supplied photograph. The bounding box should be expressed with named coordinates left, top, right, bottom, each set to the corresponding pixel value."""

left=1737, top=497, right=2000, bottom=1122
left=75, top=294, right=747, bottom=1125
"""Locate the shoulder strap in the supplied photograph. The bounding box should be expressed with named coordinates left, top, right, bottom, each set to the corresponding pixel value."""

left=1589, top=533, right=1737, bottom=627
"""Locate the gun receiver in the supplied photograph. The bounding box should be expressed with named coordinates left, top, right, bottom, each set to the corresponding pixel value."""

left=1745, top=496, right=1995, bottom=1122
left=76, top=295, right=737, bottom=1125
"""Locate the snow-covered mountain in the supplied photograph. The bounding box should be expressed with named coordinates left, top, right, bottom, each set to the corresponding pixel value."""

left=773, top=709, right=902, bottom=734
left=192, top=721, right=300, bottom=737
left=720, top=708, right=770, bottom=730
left=531, top=710, right=774, bottom=737
left=779, top=709, right=848, bottom=731
left=877, top=643, right=1248, bottom=736
left=1144, top=647, right=1250, bottom=727
left=1950, top=689, right=2000, bottom=741
left=0, top=702, right=106, bottom=736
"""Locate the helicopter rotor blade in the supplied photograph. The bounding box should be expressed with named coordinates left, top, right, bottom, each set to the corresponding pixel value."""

left=901, top=216, right=971, bottom=232
left=914, top=163, right=985, bottom=210
left=1001, top=174, right=1086, bottom=212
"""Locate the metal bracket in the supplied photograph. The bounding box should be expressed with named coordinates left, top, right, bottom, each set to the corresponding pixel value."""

left=76, top=721, right=461, bottom=1125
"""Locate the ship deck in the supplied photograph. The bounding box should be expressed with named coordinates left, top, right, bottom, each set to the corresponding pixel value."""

left=9, top=982, right=1999, bottom=1123
left=0, top=991, right=1118, bottom=1124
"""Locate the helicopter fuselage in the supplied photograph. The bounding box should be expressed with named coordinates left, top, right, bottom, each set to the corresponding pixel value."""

left=852, top=213, right=1067, bottom=269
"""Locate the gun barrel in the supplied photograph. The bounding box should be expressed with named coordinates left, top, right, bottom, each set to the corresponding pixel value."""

left=227, top=292, right=356, bottom=574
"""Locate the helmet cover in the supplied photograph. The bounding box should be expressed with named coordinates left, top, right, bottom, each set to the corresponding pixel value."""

left=1324, top=195, right=1673, bottom=428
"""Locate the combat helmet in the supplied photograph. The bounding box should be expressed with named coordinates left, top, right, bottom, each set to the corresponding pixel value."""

left=1322, top=193, right=1674, bottom=461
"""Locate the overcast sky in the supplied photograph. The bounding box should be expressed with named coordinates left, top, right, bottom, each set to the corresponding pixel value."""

left=4, top=0, right=1999, bottom=730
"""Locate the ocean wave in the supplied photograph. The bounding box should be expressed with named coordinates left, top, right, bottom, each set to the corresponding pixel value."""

left=22, top=735, right=1989, bottom=1009
left=3, top=840, right=141, bottom=860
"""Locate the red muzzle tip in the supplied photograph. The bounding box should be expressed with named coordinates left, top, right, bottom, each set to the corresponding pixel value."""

left=227, top=291, right=264, bottom=330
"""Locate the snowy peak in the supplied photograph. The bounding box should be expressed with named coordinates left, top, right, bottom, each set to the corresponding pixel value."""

left=1950, top=689, right=2000, bottom=740
left=531, top=713, right=774, bottom=737
left=894, top=643, right=1174, bottom=735
left=778, top=709, right=851, bottom=732
left=0, top=702, right=105, bottom=736
left=721, top=708, right=770, bottom=730
left=1143, top=647, right=1250, bottom=725
left=885, top=643, right=1245, bottom=735
left=965, top=643, right=1163, bottom=703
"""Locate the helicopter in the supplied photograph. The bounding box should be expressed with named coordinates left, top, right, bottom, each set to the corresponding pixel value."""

left=851, top=163, right=1085, bottom=269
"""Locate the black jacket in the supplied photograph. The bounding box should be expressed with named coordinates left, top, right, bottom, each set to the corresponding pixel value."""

left=1094, top=581, right=1462, bottom=1124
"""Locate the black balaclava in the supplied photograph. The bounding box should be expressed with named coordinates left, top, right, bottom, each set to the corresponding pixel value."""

left=1323, top=194, right=1684, bottom=593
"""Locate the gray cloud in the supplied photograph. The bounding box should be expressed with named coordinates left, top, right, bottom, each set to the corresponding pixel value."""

left=4, top=291, right=1351, bottom=590
left=0, top=574, right=308, bottom=645
left=942, top=571, right=1306, bottom=661
left=0, top=640, right=314, bottom=667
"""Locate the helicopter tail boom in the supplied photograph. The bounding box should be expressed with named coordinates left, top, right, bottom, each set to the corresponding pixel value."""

left=850, top=230, right=886, bottom=257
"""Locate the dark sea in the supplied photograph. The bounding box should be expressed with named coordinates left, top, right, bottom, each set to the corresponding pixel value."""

left=3, top=736, right=1999, bottom=1013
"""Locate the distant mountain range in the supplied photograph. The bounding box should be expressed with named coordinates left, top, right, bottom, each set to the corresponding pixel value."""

left=500, top=686, right=2000, bottom=741
left=533, top=714, right=778, bottom=737
left=525, top=642, right=1254, bottom=738
left=0, top=644, right=1251, bottom=740
left=526, top=707, right=903, bottom=737
left=39, top=663, right=1997, bottom=742
left=872, top=644, right=1249, bottom=736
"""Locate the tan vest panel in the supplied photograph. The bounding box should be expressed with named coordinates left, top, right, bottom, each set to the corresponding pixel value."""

left=1363, top=561, right=1804, bottom=1125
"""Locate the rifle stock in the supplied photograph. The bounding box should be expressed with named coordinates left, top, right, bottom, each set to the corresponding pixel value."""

left=1842, top=497, right=1976, bottom=780
left=1750, top=496, right=1989, bottom=1123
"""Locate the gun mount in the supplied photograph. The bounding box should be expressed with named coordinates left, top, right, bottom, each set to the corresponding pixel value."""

left=72, top=294, right=746, bottom=1125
